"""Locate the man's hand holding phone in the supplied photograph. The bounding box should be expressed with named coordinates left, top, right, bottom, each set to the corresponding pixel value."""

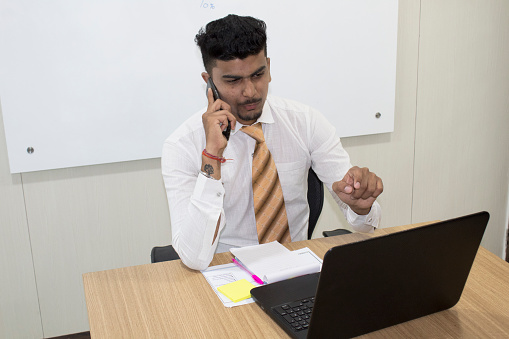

left=202, top=87, right=236, bottom=156
left=201, top=80, right=236, bottom=181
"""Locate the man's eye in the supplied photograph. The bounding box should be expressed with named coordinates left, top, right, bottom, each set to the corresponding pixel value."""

left=253, top=72, right=264, bottom=78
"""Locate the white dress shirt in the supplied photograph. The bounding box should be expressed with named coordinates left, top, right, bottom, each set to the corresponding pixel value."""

left=162, top=96, right=381, bottom=270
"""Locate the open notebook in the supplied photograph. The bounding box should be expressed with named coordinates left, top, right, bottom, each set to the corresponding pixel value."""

left=230, top=241, right=322, bottom=284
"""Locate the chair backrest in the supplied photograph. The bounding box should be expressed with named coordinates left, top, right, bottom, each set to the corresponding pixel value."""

left=307, top=167, right=324, bottom=239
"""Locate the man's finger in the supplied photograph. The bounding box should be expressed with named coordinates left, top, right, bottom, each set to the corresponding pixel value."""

left=345, top=166, right=364, bottom=187
left=225, top=111, right=236, bottom=130
left=359, top=176, right=377, bottom=200
left=333, top=180, right=353, bottom=195
left=219, top=100, right=232, bottom=114
left=372, top=178, right=384, bottom=198
left=207, top=87, right=215, bottom=106
left=341, top=171, right=355, bottom=186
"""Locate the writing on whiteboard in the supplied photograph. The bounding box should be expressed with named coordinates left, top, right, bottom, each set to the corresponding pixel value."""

left=200, top=0, right=216, bottom=9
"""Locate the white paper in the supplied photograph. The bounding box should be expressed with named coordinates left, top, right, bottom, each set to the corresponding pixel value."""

left=201, top=263, right=262, bottom=308
left=230, top=242, right=322, bottom=284
left=263, top=262, right=320, bottom=284
left=230, top=241, right=290, bottom=263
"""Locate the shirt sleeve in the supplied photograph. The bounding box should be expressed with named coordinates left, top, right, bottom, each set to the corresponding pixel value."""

left=162, top=139, right=226, bottom=270
left=306, top=106, right=382, bottom=232
left=341, top=200, right=381, bottom=233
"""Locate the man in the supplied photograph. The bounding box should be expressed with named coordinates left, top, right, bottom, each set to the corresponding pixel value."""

left=162, top=14, right=383, bottom=270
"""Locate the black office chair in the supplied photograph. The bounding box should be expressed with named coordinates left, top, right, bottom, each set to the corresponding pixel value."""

left=306, top=167, right=323, bottom=239
left=151, top=168, right=351, bottom=263
left=306, top=168, right=352, bottom=238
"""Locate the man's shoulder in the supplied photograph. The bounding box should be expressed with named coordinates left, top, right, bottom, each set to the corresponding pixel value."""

left=266, top=96, right=322, bottom=126
left=164, top=108, right=205, bottom=145
left=267, top=95, right=314, bottom=115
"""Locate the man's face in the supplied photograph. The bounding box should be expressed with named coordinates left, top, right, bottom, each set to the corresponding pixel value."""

left=205, top=50, right=271, bottom=125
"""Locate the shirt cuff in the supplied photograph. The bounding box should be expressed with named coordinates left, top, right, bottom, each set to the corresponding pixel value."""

left=193, top=172, right=225, bottom=203
left=346, top=203, right=380, bottom=233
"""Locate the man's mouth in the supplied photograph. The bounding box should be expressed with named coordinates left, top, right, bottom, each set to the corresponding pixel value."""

left=242, top=99, right=262, bottom=111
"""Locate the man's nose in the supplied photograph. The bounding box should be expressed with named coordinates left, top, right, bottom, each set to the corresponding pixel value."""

left=242, top=79, right=256, bottom=97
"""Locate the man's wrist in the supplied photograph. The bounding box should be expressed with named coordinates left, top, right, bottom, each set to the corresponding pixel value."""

left=202, top=149, right=226, bottom=163
left=203, top=145, right=224, bottom=158
left=201, top=151, right=222, bottom=180
left=351, top=206, right=371, bottom=216
left=201, top=161, right=221, bottom=179
left=200, top=170, right=217, bottom=180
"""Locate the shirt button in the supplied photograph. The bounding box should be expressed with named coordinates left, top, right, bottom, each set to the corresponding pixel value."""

left=217, top=192, right=222, bottom=197
left=368, top=218, right=373, bottom=223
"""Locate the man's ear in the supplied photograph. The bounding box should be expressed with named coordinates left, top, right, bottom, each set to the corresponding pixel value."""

left=267, top=58, right=272, bottom=83
left=201, top=72, right=210, bottom=83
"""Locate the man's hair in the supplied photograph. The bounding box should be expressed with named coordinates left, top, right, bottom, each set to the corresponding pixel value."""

left=195, top=14, right=267, bottom=74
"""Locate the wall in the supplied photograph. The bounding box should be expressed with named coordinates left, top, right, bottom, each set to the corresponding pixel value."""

left=411, top=0, right=509, bottom=257
left=1, top=1, right=508, bottom=337
left=0, top=106, right=43, bottom=338
left=313, top=0, right=420, bottom=237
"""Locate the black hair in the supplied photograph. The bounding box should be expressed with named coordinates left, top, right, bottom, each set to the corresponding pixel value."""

left=195, top=14, right=267, bottom=74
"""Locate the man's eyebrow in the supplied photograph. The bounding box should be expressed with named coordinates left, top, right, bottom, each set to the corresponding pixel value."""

left=222, top=66, right=267, bottom=80
left=250, top=66, right=267, bottom=76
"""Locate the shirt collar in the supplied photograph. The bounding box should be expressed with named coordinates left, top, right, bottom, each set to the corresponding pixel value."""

left=231, top=96, right=273, bottom=135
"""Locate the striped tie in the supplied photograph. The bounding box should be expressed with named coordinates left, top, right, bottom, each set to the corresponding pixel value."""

left=241, top=123, right=291, bottom=243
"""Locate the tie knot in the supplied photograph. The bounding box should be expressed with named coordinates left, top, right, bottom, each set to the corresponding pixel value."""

left=241, top=123, right=265, bottom=143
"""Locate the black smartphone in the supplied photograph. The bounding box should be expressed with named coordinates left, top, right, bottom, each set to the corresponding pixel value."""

left=206, top=78, right=231, bottom=141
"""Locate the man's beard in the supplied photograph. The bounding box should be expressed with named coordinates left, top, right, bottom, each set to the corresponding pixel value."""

left=237, top=109, right=263, bottom=123
left=235, top=98, right=263, bottom=123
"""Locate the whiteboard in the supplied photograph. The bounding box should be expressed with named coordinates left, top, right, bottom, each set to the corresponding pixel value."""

left=0, top=0, right=398, bottom=173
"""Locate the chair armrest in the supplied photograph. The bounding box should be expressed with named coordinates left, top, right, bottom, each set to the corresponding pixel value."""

left=322, top=229, right=352, bottom=237
left=151, top=245, right=180, bottom=263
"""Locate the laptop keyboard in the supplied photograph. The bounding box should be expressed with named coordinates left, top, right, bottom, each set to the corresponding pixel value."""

left=272, top=297, right=315, bottom=332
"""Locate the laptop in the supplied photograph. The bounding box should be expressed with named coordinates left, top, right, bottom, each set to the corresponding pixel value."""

left=250, top=211, right=490, bottom=339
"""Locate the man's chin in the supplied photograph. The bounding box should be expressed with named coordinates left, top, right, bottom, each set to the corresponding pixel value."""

left=237, top=110, right=263, bottom=125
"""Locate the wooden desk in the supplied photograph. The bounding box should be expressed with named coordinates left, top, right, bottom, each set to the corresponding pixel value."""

left=83, top=223, right=509, bottom=338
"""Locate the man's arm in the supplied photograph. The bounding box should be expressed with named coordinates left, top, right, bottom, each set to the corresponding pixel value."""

left=162, top=142, right=225, bottom=270
left=199, top=87, right=236, bottom=243
left=162, top=89, right=236, bottom=271
left=306, top=106, right=383, bottom=231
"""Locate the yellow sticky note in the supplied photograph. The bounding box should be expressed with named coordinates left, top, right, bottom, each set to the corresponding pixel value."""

left=217, top=279, right=255, bottom=303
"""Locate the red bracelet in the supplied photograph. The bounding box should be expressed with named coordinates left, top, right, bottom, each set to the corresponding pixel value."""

left=202, top=149, right=229, bottom=163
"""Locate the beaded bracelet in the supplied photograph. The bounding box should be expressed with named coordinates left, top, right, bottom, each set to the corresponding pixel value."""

left=202, top=149, right=229, bottom=163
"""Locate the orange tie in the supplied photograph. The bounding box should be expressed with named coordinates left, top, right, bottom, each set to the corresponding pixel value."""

left=241, top=123, right=291, bottom=243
